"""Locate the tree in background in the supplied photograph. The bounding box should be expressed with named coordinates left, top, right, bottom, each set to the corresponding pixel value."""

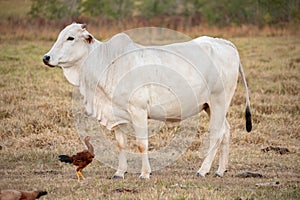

left=199, top=0, right=300, bottom=26
left=137, top=0, right=177, bottom=18
left=80, top=0, right=105, bottom=17
left=199, top=0, right=256, bottom=25
left=29, top=0, right=300, bottom=26
left=258, top=0, right=300, bottom=25
left=80, top=0, right=135, bottom=20
left=29, top=0, right=80, bottom=20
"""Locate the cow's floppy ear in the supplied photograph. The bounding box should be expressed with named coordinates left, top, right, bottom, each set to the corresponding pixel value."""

left=82, top=28, right=93, bottom=43
left=84, top=33, right=93, bottom=44
left=81, top=24, right=92, bottom=43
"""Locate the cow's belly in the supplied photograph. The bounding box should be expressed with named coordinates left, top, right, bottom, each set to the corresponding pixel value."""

left=148, top=104, right=201, bottom=121
left=146, top=83, right=209, bottom=121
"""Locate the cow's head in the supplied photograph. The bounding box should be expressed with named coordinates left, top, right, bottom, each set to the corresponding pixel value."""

left=43, top=23, right=94, bottom=85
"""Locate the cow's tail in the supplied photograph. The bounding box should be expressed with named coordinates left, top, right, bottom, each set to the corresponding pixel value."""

left=239, top=62, right=252, bottom=132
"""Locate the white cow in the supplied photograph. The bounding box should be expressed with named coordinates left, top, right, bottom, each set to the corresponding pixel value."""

left=43, top=23, right=252, bottom=179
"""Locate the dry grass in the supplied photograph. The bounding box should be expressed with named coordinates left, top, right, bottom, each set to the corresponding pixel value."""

left=0, top=15, right=300, bottom=200
left=1, top=18, right=299, bottom=42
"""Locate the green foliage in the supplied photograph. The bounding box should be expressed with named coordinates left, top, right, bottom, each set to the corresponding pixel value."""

left=137, top=0, right=177, bottom=18
left=199, top=0, right=259, bottom=26
left=200, top=0, right=300, bottom=26
left=29, top=0, right=300, bottom=25
left=80, top=0, right=105, bottom=17
left=258, top=0, right=300, bottom=25
left=80, top=0, right=135, bottom=20
left=101, top=0, right=135, bottom=20
left=29, top=0, right=80, bottom=19
left=182, top=0, right=203, bottom=16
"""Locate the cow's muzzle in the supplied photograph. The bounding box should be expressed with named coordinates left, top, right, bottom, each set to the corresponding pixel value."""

left=43, top=55, right=55, bottom=67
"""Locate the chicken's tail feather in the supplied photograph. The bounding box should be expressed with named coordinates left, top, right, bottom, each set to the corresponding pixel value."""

left=36, top=191, right=48, bottom=199
left=58, top=155, right=73, bottom=163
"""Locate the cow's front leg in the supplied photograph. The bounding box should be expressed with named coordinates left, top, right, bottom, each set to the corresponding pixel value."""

left=112, top=126, right=128, bottom=179
left=129, top=106, right=151, bottom=179
left=136, top=135, right=151, bottom=179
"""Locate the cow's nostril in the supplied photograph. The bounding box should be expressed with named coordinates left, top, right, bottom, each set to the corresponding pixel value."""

left=43, top=55, right=50, bottom=63
left=43, top=55, right=55, bottom=67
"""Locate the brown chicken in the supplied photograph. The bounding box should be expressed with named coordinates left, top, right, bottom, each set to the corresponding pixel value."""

left=58, top=136, right=94, bottom=181
left=0, top=189, right=47, bottom=200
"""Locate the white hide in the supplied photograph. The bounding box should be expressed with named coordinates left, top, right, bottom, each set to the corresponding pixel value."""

left=44, top=23, right=251, bottom=179
left=77, top=34, right=240, bottom=130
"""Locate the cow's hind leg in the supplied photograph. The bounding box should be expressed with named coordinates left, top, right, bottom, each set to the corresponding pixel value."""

left=196, top=98, right=226, bottom=177
left=215, top=119, right=230, bottom=177
left=112, top=126, right=128, bottom=179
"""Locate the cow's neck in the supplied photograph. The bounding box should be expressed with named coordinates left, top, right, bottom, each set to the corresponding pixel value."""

left=90, top=39, right=102, bottom=52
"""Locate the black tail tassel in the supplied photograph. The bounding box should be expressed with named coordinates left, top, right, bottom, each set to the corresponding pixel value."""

left=245, top=106, right=252, bottom=132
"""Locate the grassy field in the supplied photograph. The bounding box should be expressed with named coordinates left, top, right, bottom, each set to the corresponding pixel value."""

left=0, top=5, right=299, bottom=199
left=0, top=28, right=299, bottom=199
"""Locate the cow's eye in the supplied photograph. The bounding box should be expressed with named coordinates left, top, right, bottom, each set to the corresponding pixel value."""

left=67, top=36, right=74, bottom=41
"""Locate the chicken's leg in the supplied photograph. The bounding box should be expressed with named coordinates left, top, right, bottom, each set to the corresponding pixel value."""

left=78, top=171, right=85, bottom=180
left=76, top=171, right=81, bottom=181
left=76, top=170, right=85, bottom=181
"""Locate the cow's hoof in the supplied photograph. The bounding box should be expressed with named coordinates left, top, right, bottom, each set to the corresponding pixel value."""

left=214, top=172, right=223, bottom=178
left=215, top=169, right=228, bottom=178
left=196, top=172, right=206, bottom=178
left=111, top=174, right=124, bottom=179
left=139, top=173, right=150, bottom=179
